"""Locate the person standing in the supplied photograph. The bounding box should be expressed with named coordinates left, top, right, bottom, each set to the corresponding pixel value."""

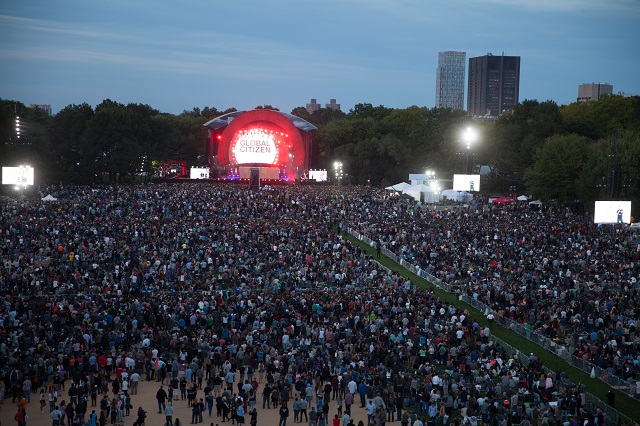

left=279, top=401, right=290, bottom=426
left=293, top=397, right=301, bottom=422
left=51, top=405, right=63, bottom=426
left=236, top=402, right=245, bottom=425
left=308, top=407, right=317, bottom=426
left=250, top=407, right=258, bottom=426
left=165, top=402, right=174, bottom=426
left=14, top=407, right=27, bottom=426
left=157, top=385, right=168, bottom=413
left=299, top=397, right=309, bottom=423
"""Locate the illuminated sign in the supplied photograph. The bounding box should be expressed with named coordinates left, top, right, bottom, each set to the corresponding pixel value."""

left=594, top=201, right=632, bottom=224
left=453, top=174, right=480, bottom=192
left=190, top=167, right=210, bottom=179
left=2, top=166, right=34, bottom=186
left=230, top=128, right=289, bottom=165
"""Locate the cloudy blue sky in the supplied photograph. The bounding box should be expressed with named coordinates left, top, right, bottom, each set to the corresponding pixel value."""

left=1, top=0, right=638, bottom=115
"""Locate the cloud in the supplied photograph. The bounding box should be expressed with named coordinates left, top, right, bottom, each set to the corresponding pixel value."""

left=0, top=14, right=130, bottom=40
left=466, top=0, right=638, bottom=13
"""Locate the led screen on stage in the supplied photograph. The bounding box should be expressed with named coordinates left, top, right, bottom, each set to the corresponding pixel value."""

left=2, top=166, right=34, bottom=186
left=594, top=201, right=632, bottom=224
left=230, top=127, right=288, bottom=165
left=190, top=167, right=210, bottom=179
left=309, top=170, right=328, bottom=182
left=453, top=174, right=480, bottom=192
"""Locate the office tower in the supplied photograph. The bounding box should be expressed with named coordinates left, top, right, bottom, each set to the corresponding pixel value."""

left=325, top=99, right=341, bottom=111
left=305, top=99, right=320, bottom=114
left=30, top=104, right=52, bottom=116
left=577, top=83, right=613, bottom=102
left=435, top=51, right=466, bottom=110
left=467, top=53, right=520, bottom=117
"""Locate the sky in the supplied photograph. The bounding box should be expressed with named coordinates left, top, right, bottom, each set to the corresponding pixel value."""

left=1, top=0, right=639, bottom=116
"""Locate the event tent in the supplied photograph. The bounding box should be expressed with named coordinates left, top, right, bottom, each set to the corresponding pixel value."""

left=41, top=194, right=58, bottom=201
left=403, top=184, right=441, bottom=203
left=441, top=189, right=473, bottom=202
left=491, top=196, right=516, bottom=204
left=385, top=182, right=411, bottom=191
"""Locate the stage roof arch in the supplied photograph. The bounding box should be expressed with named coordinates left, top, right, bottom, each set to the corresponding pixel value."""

left=203, top=109, right=317, bottom=180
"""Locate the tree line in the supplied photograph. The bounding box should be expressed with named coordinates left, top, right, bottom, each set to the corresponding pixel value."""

left=1, top=95, right=639, bottom=208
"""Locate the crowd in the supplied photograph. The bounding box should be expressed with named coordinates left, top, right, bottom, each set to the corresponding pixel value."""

left=0, top=183, right=636, bottom=426
left=317, top=188, right=640, bottom=395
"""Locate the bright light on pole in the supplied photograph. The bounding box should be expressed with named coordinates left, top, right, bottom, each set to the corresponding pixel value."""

left=15, top=116, right=20, bottom=139
left=462, top=126, right=478, bottom=174
left=334, top=161, right=343, bottom=185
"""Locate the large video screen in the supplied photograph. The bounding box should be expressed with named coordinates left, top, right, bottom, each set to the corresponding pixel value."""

left=309, top=170, right=328, bottom=182
left=189, top=167, right=210, bottom=179
left=594, top=201, right=632, bottom=224
left=453, top=174, right=480, bottom=192
left=230, top=127, right=288, bottom=165
left=2, top=166, right=34, bottom=186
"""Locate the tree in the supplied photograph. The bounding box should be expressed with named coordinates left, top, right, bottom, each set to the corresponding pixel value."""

left=254, top=105, right=279, bottom=111
left=561, top=95, right=640, bottom=138
left=315, top=117, right=377, bottom=165
left=334, top=134, right=410, bottom=184
left=49, top=103, right=95, bottom=181
left=348, top=103, right=394, bottom=121
left=290, top=107, right=314, bottom=123
left=526, top=134, right=590, bottom=202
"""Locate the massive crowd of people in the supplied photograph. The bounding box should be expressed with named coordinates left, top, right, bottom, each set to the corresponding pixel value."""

left=0, top=183, right=637, bottom=426
left=316, top=188, right=640, bottom=394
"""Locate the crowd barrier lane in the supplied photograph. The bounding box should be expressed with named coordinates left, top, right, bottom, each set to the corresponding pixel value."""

left=340, top=223, right=638, bottom=424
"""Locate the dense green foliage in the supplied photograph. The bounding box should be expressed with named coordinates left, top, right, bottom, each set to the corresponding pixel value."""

left=2, top=95, right=639, bottom=208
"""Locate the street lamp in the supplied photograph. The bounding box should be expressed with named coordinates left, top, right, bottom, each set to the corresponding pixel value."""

left=334, top=161, right=343, bottom=186
left=15, top=116, right=21, bottom=139
left=461, top=126, right=478, bottom=174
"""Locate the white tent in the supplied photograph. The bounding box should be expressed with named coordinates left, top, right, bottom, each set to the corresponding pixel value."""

left=441, top=189, right=473, bottom=202
left=403, top=184, right=441, bottom=203
left=441, top=189, right=460, bottom=200
left=385, top=182, right=411, bottom=191
left=41, top=194, right=58, bottom=201
left=529, top=199, right=542, bottom=206
left=517, top=195, right=529, bottom=201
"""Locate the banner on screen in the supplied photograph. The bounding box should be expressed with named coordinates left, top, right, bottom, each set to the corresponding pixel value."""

left=453, top=174, right=480, bottom=192
left=309, top=170, right=328, bottom=182
left=190, top=167, right=210, bottom=179
left=594, top=201, right=631, bottom=224
left=2, top=166, right=34, bottom=186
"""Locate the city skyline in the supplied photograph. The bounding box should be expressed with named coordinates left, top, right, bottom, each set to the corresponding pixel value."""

left=1, top=0, right=639, bottom=115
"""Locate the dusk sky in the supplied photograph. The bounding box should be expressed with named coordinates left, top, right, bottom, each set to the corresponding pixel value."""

left=1, top=0, right=639, bottom=115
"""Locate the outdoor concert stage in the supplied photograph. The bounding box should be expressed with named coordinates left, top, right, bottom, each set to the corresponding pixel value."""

left=204, top=109, right=317, bottom=182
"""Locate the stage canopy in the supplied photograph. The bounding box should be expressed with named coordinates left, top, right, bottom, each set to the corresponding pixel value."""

left=204, top=109, right=317, bottom=180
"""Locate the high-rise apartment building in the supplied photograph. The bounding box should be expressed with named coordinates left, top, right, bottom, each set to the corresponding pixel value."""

left=30, top=104, right=52, bottom=116
left=577, top=83, right=613, bottom=102
left=467, top=53, right=520, bottom=117
left=325, top=99, right=341, bottom=111
left=306, top=99, right=321, bottom=114
left=435, top=51, right=466, bottom=110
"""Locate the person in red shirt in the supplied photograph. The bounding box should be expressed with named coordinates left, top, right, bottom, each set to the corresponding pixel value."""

left=333, top=414, right=341, bottom=426
left=14, top=407, right=26, bottom=426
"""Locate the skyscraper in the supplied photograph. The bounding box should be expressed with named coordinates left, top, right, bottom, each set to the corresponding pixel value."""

left=577, top=83, right=613, bottom=102
left=467, top=53, right=520, bottom=117
left=435, top=51, right=466, bottom=111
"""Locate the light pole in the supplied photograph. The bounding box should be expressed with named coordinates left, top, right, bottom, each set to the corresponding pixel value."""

left=334, top=161, right=343, bottom=186
left=461, top=126, right=478, bottom=174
